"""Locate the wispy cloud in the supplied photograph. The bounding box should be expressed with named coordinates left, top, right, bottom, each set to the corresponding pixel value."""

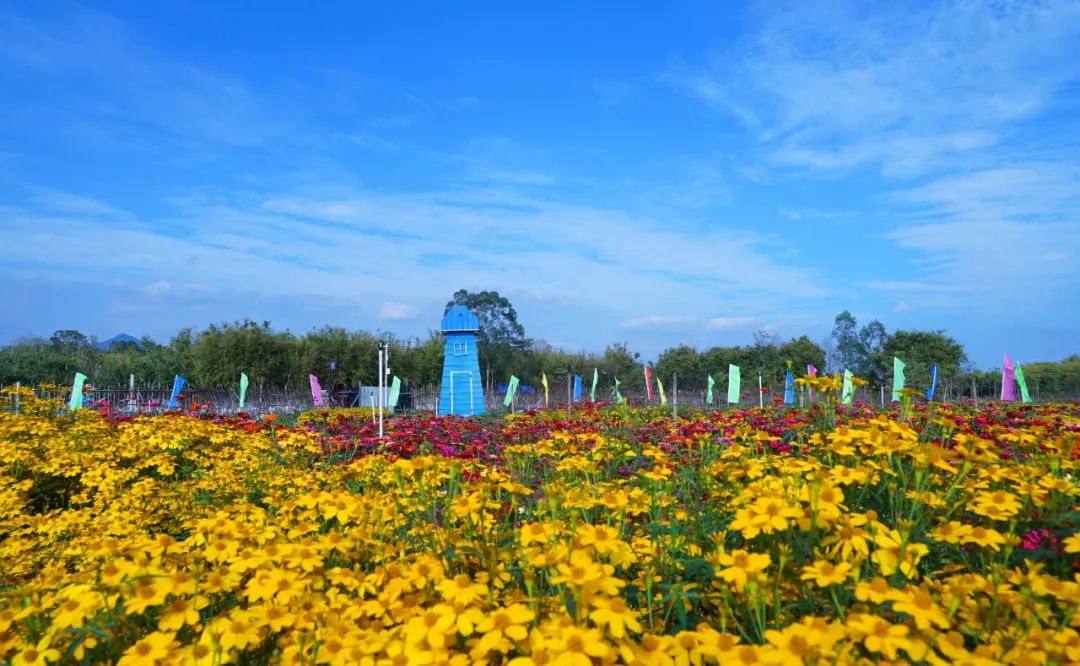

left=379, top=302, right=417, bottom=321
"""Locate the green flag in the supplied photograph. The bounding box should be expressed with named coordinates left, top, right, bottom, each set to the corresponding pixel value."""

left=727, top=364, right=740, bottom=404
left=657, top=377, right=666, bottom=406
left=69, top=372, right=87, bottom=411
left=841, top=370, right=854, bottom=405
left=239, top=373, right=249, bottom=410
left=541, top=373, right=549, bottom=406
left=590, top=368, right=598, bottom=402
left=503, top=375, right=520, bottom=407
left=388, top=376, right=402, bottom=409
left=892, top=357, right=906, bottom=401
left=614, top=376, right=623, bottom=404
left=1015, top=363, right=1031, bottom=403
left=706, top=375, right=715, bottom=405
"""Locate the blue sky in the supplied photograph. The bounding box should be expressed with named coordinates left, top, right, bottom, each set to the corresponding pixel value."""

left=1, top=1, right=1078, bottom=368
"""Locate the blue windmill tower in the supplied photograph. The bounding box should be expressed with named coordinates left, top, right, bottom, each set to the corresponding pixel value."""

left=438, top=305, right=486, bottom=416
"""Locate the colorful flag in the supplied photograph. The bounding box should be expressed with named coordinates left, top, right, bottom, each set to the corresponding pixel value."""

left=925, top=364, right=938, bottom=402
left=644, top=365, right=654, bottom=401
left=388, top=376, right=402, bottom=409
left=1014, top=363, right=1031, bottom=403
left=656, top=376, right=667, bottom=406
left=503, top=375, right=520, bottom=407
left=807, top=364, right=817, bottom=400
left=590, top=368, right=598, bottom=402
left=239, top=373, right=249, bottom=410
left=69, top=372, right=87, bottom=411
left=168, top=375, right=186, bottom=410
left=573, top=375, right=582, bottom=403
left=541, top=373, right=549, bottom=406
left=727, top=364, right=740, bottom=404
left=892, top=358, right=905, bottom=401
left=706, top=375, right=715, bottom=405
left=614, top=376, right=623, bottom=404
left=784, top=370, right=795, bottom=405
left=1001, top=353, right=1016, bottom=401
left=842, top=370, right=854, bottom=405
left=309, top=374, right=324, bottom=407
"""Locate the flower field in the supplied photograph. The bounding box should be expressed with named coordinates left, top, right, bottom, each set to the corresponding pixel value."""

left=2, top=384, right=1080, bottom=665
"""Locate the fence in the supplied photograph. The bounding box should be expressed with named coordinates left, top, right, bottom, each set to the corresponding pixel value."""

left=2, top=377, right=1067, bottom=417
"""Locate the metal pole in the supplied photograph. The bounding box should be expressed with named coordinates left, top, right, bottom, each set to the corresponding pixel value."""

left=566, top=369, right=571, bottom=420
left=758, top=374, right=763, bottom=408
left=880, top=384, right=885, bottom=407
left=14, top=381, right=19, bottom=415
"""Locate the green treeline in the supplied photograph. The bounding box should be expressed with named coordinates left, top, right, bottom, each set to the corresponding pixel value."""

left=1, top=301, right=1078, bottom=399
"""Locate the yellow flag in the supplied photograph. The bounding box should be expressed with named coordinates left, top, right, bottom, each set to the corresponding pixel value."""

left=657, top=377, right=667, bottom=406
left=541, top=373, right=549, bottom=406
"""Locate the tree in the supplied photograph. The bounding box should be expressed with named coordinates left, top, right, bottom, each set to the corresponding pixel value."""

left=829, top=311, right=888, bottom=380
left=778, top=336, right=826, bottom=378
left=831, top=312, right=861, bottom=372
left=445, top=290, right=529, bottom=390
left=655, top=345, right=703, bottom=389
left=883, top=330, right=967, bottom=395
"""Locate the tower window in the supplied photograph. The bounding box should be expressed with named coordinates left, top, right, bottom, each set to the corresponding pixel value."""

left=453, top=342, right=467, bottom=355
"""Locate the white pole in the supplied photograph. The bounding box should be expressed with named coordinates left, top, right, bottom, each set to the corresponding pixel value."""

left=14, top=381, right=20, bottom=415
left=880, top=384, right=885, bottom=407
left=672, top=374, right=677, bottom=423
left=370, top=395, right=376, bottom=423
left=758, top=374, right=763, bottom=408
left=567, top=371, right=571, bottom=419
left=377, top=344, right=386, bottom=438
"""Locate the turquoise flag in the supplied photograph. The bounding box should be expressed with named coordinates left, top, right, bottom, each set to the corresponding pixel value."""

left=614, top=376, right=623, bottom=404
left=388, top=376, right=402, bottom=409
left=69, top=372, right=87, bottom=411
left=727, top=364, right=740, bottom=404
left=239, top=373, right=249, bottom=410
left=706, top=374, right=715, bottom=405
left=503, top=375, right=519, bottom=407
left=1015, top=363, right=1031, bottom=403
left=590, top=368, right=598, bottom=402
left=841, top=370, right=853, bottom=405
left=892, top=357, right=905, bottom=401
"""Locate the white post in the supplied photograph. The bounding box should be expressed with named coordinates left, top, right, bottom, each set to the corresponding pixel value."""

left=567, top=371, right=571, bottom=419
left=370, top=395, right=376, bottom=423
left=758, top=374, right=763, bottom=408
left=377, top=343, right=386, bottom=438
left=880, top=384, right=885, bottom=407
left=672, top=374, right=678, bottom=423
left=14, top=381, right=20, bottom=415
left=972, top=376, right=978, bottom=408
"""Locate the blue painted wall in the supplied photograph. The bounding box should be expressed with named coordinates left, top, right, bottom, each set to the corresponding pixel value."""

left=438, top=306, right=485, bottom=416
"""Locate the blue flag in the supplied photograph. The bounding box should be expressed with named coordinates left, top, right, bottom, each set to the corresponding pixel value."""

left=784, top=370, right=795, bottom=405
left=925, top=364, right=939, bottom=401
left=167, top=375, right=186, bottom=410
left=573, top=375, right=582, bottom=403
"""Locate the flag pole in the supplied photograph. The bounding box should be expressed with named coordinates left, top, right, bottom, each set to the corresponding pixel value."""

left=758, top=374, right=763, bottom=408
left=672, top=374, right=678, bottom=424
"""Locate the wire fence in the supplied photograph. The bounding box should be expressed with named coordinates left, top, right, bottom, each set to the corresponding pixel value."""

left=2, top=376, right=1067, bottom=417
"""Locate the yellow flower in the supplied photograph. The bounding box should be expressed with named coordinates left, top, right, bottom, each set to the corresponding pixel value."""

left=10, top=638, right=61, bottom=666
left=437, top=574, right=488, bottom=606
left=589, top=596, right=641, bottom=639
left=886, top=588, right=950, bottom=630
left=158, top=597, right=207, bottom=632
left=800, top=560, right=854, bottom=588
left=117, top=631, right=175, bottom=665
left=125, top=576, right=172, bottom=615
left=404, top=604, right=457, bottom=649
left=1063, top=532, right=1080, bottom=554
left=971, top=490, right=1022, bottom=520
left=854, top=577, right=892, bottom=604
left=845, top=613, right=912, bottom=661
left=547, top=625, right=610, bottom=665
left=962, top=526, right=1007, bottom=551
left=715, top=549, right=772, bottom=592
left=472, top=604, right=534, bottom=657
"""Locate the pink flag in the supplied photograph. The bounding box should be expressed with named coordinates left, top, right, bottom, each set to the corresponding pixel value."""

left=309, top=374, right=324, bottom=406
left=808, top=364, right=817, bottom=400
left=644, top=365, right=654, bottom=401
left=1001, top=354, right=1016, bottom=401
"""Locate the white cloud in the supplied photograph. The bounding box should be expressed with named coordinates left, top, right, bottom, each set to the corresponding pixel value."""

left=892, top=301, right=910, bottom=313
left=706, top=316, right=755, bottom=330
left=619, top=316, right=699, bottom=330
left=379, top=302, right=417, bottom=321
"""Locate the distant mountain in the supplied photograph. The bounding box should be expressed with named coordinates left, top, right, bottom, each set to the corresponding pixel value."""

left=97, top=333, right=142, bottom=350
